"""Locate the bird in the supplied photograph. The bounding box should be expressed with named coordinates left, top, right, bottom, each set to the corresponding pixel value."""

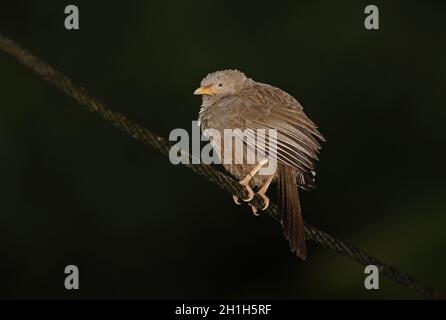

left=194, top=69, right=325, bottom=260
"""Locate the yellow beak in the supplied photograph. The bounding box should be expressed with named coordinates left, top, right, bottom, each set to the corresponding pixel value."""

left=194, top=85, right=215, bottom=96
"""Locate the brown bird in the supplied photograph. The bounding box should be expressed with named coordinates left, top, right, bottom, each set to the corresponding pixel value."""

left=194, top=70, right=324, bottom=259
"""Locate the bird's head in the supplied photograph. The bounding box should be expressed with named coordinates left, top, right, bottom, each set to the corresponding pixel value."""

left=194, top=69, right=249, bottom=100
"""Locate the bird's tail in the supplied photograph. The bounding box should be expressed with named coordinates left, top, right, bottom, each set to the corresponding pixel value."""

left=278, top=165, right=307, bottom=260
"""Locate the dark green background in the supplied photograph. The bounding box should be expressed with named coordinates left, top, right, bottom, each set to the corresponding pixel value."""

left=0, top=0, right=445, bottom=299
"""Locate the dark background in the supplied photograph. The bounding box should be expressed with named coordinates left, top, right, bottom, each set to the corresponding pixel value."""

left=0, top=0, right=445, bottom=299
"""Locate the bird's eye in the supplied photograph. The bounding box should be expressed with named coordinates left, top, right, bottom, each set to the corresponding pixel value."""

left=218, top=83, right=223, bottom=87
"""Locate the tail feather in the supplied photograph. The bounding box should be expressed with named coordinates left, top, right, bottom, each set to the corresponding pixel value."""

left=278, top=165, right=307, bottom=260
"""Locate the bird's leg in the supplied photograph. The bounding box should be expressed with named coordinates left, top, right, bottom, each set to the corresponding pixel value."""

left=256, top=174, right=274, bottom=210
left=237, top=159, right=269, bottom=204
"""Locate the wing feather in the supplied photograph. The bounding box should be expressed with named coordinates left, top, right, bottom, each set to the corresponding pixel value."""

left=208, top=83, right=324, bottom=184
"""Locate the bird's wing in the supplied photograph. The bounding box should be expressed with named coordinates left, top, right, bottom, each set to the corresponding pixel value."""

left=215, top=83, right=324, bottom=181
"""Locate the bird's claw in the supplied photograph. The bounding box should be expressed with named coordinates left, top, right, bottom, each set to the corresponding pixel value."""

left=248, top=203, right=260, bottom=216
left=257, top=192, right=270, bottom=211
left=232, top=195, right=241, bottom=205
left=247, top=192, right=269, bottom=216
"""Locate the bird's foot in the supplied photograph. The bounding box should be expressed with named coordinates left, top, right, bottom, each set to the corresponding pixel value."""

left=232, top=195, right=241, bottom=205
left=239, top=176, right=255, bottom=202
left=246, top=191, right=269, bottom=216
left=257, top=191, right=270, bottom=211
